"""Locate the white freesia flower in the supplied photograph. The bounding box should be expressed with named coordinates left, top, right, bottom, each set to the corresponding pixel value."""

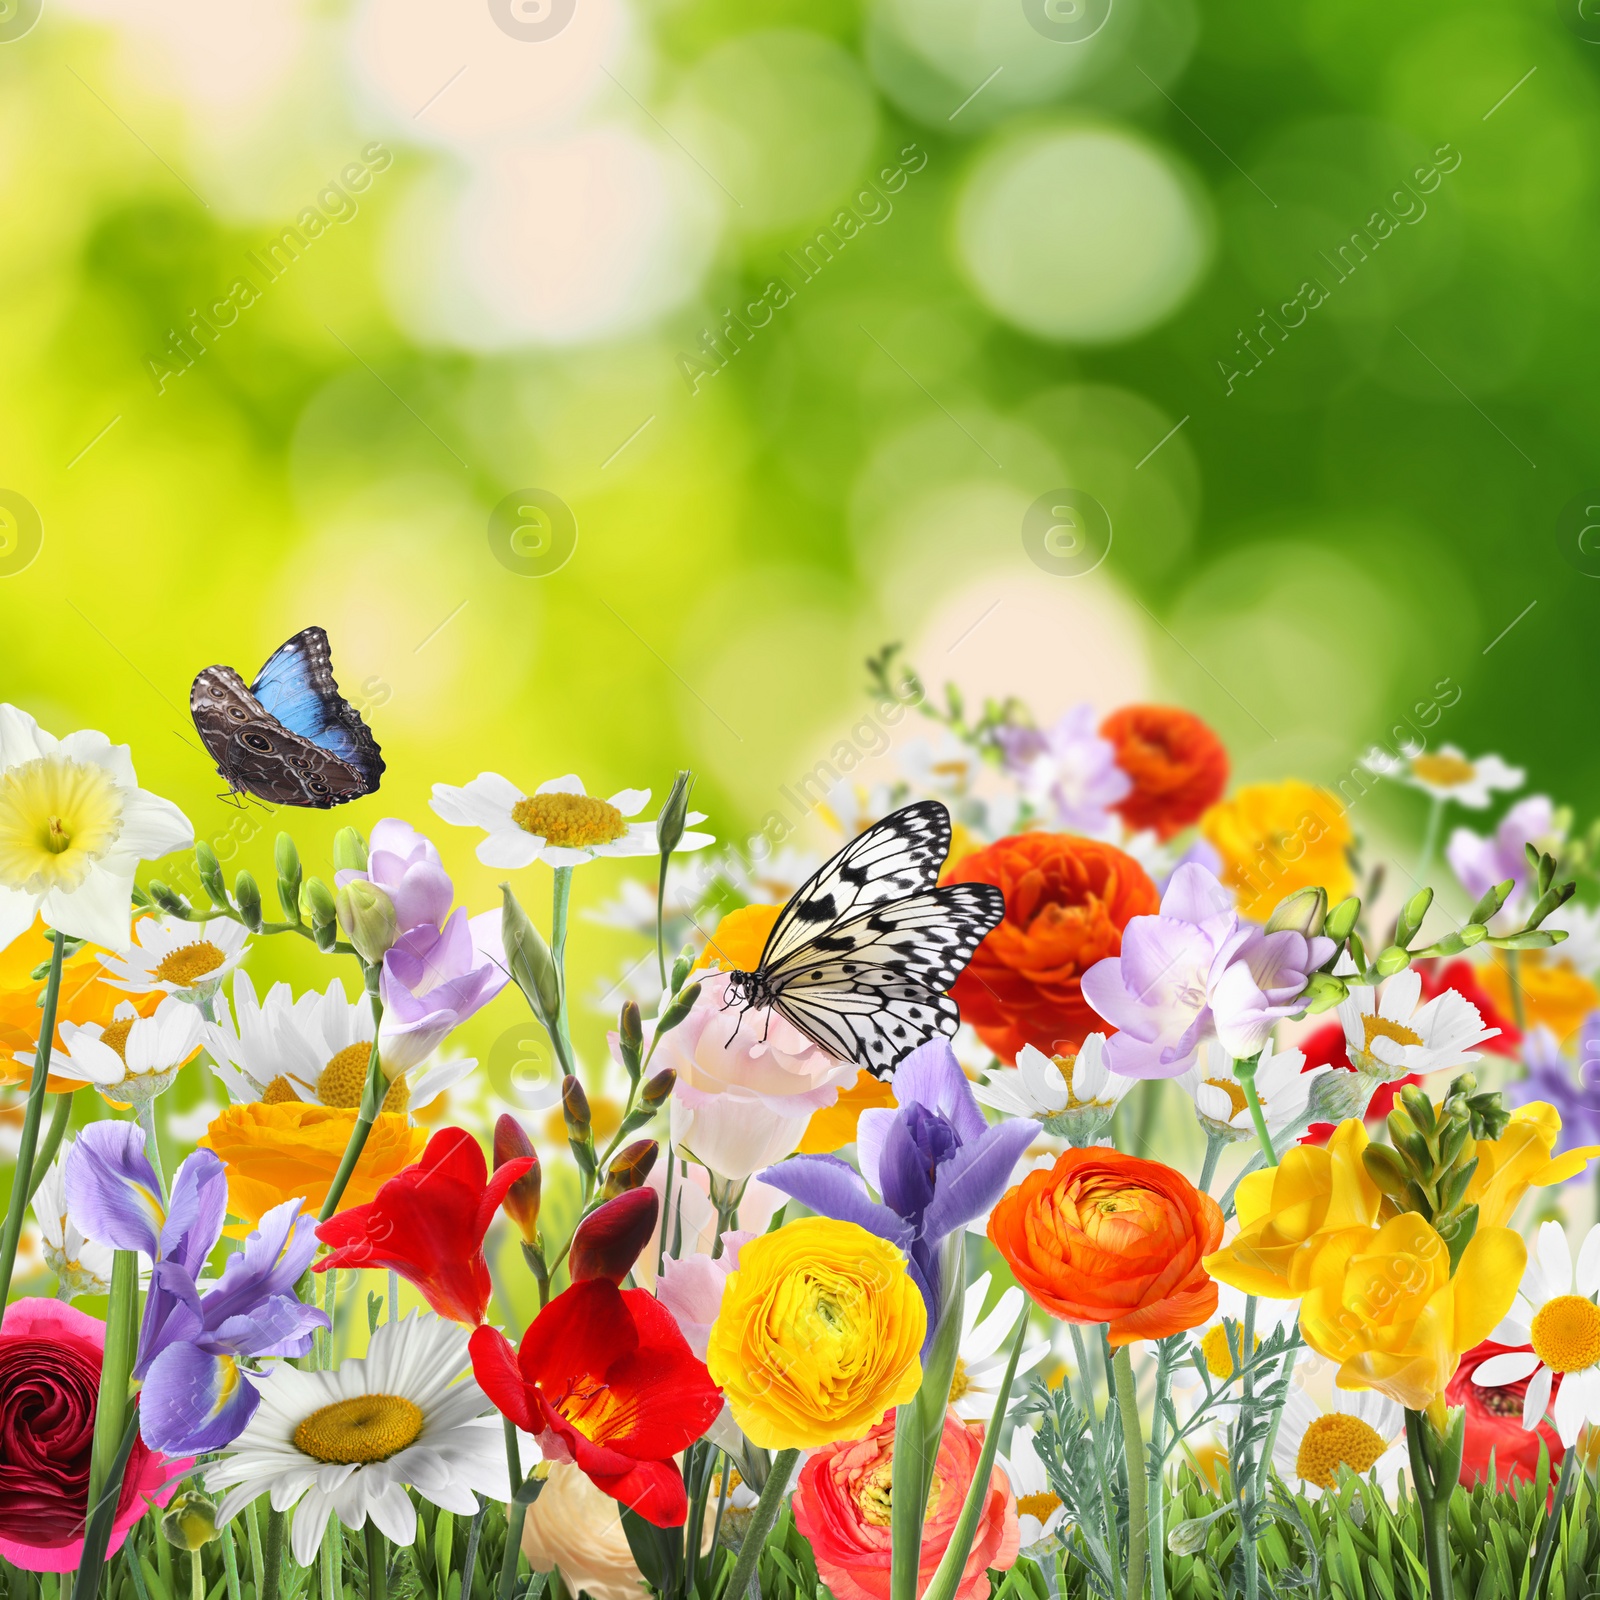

left=99, top=914, right=250, bottom=1003
left=0, top=705, right=193, bottom=952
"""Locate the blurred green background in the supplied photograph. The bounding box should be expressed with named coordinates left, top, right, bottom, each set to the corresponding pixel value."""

left=3, top=0, right=1599, bottom=1079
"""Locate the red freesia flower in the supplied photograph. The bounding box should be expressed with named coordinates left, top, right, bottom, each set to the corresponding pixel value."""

left=1449, top=1340, right=1563, bottom=1493
left=314, top=1127, right=532, bottom=1324
left=469, top=1278, right=722, bottom=1526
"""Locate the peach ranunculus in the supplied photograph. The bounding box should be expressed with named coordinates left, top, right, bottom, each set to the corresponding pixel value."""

left=1199, top=780, right=1353, bottom=923
left=792, top=1407, right=1019, bottom=1600
left=521, top=1463, right=648, bottom=1600
left=650, top=968, right=855, bottom=1182
left=198, top=1102, right=426, bottom=1229
left=988, top=1148, right=1223, bottom=1346
left=946, top=833, right=1160, bottom=1064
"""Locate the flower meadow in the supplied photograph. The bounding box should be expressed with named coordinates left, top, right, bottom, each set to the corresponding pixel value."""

left=9, top=661, right=1600, bottom=1600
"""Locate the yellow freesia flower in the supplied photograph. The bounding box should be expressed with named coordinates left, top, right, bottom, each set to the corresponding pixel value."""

left=1466, top=1103, right=1600, bottom=1228
left=1200, top=780, right=1352, bottom=922
left=705, top=1216, right=925, bottom=1449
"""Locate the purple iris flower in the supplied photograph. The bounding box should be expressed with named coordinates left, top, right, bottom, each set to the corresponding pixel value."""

left=761, top=1040, right=1036, bottom=1347
left=1509, top=1019, right=1600, bottom=1150
left=379, top=905, right=508, bottom=1072
left=63, top=1121, right=325, bottom=1455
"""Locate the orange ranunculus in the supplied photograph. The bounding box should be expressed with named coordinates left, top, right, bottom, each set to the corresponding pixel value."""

left=1200, top=780, right=1354, bottom=923
left=797, top=1069, right=898, bottom=1153
left=988, top=1148, right=1223, bottom=1346
left=1100, top=705, right=1229, bottom=840
left=946, top=834, right=1159, bottom=1063
left=0, top=918, right=160, bottom=1091
left=198, top=1102, right=426, bottom=1230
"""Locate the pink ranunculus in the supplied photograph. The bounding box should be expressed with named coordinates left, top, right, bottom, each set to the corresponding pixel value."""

left=0, top=1299, right=190, bottom=1572
left=647, top=971, right=856, bottom=1181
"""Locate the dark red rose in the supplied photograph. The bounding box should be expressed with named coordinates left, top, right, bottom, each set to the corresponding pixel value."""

left=1449, top=1341, right=1562, bottom=1493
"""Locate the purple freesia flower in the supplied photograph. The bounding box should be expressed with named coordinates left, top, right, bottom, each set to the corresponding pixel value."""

left=761, top=1040, right=1036, bottom=1348
left=1446, top=796, right=1559, bottom=915
left=1509, top=1019, right=1600, bottom=1150
left=379, top=906, right=508, bottom=1071
left=998, top=705, right=1131, bottom=833
left=338, top=818, right=454, bottom=937
left=64, top=1121, right=325, bottom=1454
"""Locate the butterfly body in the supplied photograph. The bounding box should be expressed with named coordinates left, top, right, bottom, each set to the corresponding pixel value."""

left=191, top=628, right=384, bottom=808
left=723, top=800, right=1004, bottom=1075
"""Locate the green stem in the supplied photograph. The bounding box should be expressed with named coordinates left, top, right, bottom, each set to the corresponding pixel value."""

left=1197, top=1133, right=1224, bottom=1196
left=1233, top=1055, right=1277, bottom=1168
left=247, top=1500, right=265, bottom=1600
left=1070, top=1323, right=1121, bottom=1600
left=1113, top=1346, right=1148, bottom=1600
left=1417, top=796, right=1444, bottom=883
left=190, top=1549, right=204, bottom=1600
left=136, top=1099, right=166, bottom=1191
left=318, top=967, right=385, bottom=1223
left=1526, top=1442, right=1578, bottom=1597
left=550, top=867, right=574, bottom=1069
left=706, top=1453, right=732, bottom=1580
left=720, top=1446, right=799, bottom=1600
left=656, top=1141, right=676, bottom=1281
left=1234, top=1297, right=1261, bottom=1600
left=656, top=855, right=670, bottom=992
left=496, top=1418, right=528, bottom=1600
left=25, top=1090, right=77, bottom=1205
left=1403, top=1410, right=1454, bottom=1600
left=1148, top=1341, right=1173, bottom=1600
left=71, top=1412, right=140, bottom=1600
left=1505, top=947, right=1528, bottom=1034
left=364, top=1522, right=386, bottom=1600
left=261, top=1509, right=285, bottom=1600
left=223, top=1518, right=244, bottom=1600
left=89, top=1250, right=139, bottom=1516
left=0, top=928, right=66, bottom=1307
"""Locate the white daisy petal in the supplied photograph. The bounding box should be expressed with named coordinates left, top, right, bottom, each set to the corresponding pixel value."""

left=1538, top=1221, right=1575, bottom=1299
left=1523, top=1365, right=1553, bottom=1433
left=1575, top=1225, right=1600, bottom=1298
left=1472, top=1351, right=1541, bottom=1386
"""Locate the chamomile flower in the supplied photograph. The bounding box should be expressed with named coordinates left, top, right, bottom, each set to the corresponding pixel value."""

left=1334, top=968, right=1498, bottom=1084
left=430, top=772, right=712, bottom=871
left=31, top=1146, right=113, bottom=1298
left=1271, top=1374, right=1407, bottom=1498
left=1363, top=744, right=1524, bottom=810
left=999, top=1423, right=1066, bottom=1549
left=947, top=1272, right=1050, bottom=1421
left=205, top=1312, right=510, bottom=1568
left=99, top=915, right=250, bottom=1004
left=1475, top=1221, right=1600, bottom=1447
left=205, top=972, right=472, bottom=1114
left=973, top=1035, right=1133, bottom=1141
left=46, top=995, right=205, bottom=1109
left=1176, top=1037, right=1325, bottom=1143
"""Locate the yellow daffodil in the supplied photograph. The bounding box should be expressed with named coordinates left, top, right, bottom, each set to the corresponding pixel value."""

left=1200, top=780, right=1352, bottom=923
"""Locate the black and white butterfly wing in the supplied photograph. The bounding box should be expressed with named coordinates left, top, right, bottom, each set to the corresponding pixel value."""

left=755, top=799, right=951, bottom=970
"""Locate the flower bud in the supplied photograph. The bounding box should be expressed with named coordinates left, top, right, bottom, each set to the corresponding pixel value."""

left=1323, top=895, right=1361, bottom=945
left=337, top=879, right=398, bottom=966
left=494, top=1114, right=542, bottom=1244
left=1394, top=886, right=1434, bottom=949
left=1167, top=1517, right=1213, bottom=1556
left=332, top=825, right=368, bottom=874
left=568, top=1188, right=660, bottom=1285
left=302, top=876, right=338, bottom=952
left=1265, top=886, right=1327, bottom=938
left=275, top=832, right=303, bottom=923
left=669, top=949, right=694, bottom=995
left=601, top=1139, right=659, bottom=1199
left=195, top=841, right=227, bottom=907
left=1361, top=1144, right=1411, bottom=1203
left=1300, top=972, right=1348, bottom=1013
left=640, top=1067, right=676, bottom=1113
left=234, top=871, right=263, bottom=932
left=655, top=982, right=702, bottom=1040
left=162, top=1490, right=220, bottom=1551
left=148, top=880, right=189, bottom=916
left=618, top=1001, right=644, bottom=1084
left=1468, top=879, right=1515, bottom=927
left=501, top=884, right=561, bottom=1023
left=562, top=1076, right=594, bottom=1175
left=656, top=769, right=695, bottom=858
left=1374, top=945, right=1411, bottom=977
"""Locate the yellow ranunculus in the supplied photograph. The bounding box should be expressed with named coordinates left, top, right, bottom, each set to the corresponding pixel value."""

left=1200, top=781, right=1352, bottom=923
left=705, top=1216, right=926, bottom=1449
left=199, top=1102, right=426, bottom=1230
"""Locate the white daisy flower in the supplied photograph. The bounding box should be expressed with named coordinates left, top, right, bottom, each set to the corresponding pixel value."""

left=0, top=705, right=193, bottom=953
left=1363, top=744, right=1524, bottom=810
left=46, top=995, right=205, bottom=1109
left=1272, top=1374, right=1407, bottom=1498
left=206, top=971, right=472, bottom=1115
left=98, top=914, right=250, bottom=1003
left=947, top=1272, right=1050, bottom=1422
left=999, top=1423, right=1066, bottom=1549
left=1335, top=968, right=1498, bottom=1084
left=1474, top=1221, right=1600, bottom=1448
left=1176, top=1037, right=1325, bottom=1144
left=974, top=1035, right=1134, bottom=1141
left=430, top=772, right=712, bottom=871
left=31, top=1145, right=113, bottom=1299
left=205, top=1312, right=511, bottom=1569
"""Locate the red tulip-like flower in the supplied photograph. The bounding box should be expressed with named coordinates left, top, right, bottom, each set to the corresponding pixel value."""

left=469, top=1278, right=722, bottom=1526
left=569, top=1187, right=659, bottom=1285
left=314, top=1127, right=532, bottom=1325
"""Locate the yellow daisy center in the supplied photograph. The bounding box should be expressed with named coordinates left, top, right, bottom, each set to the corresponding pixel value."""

left=857, top=1462, right=895, bottom=1526
left=1530, top=1295, right=1600, bottom=1374
left=316, top=1042, right=408, bottom=1114
left=948, top=1356, right=971, bottom=1404
left=1295, top=1414, right=1388, bottom=1489
left=261, top=1076, right=301, bottom=1105
left=1201, top=1322, right=1258, bottom=1380
left=1362, top=1014, right=1424, bottom=1054
left=1203, top=1078, right=1250, bottom=1120
left=511, top=793, right=626, bottom=848
left=153, top=941, right=226, bottom=987
left=292, top=1394, right=424, bottom=1464
left=1410, top=753, right=1476, bottom=787
left=0, top=756, right=124, bottom=895
left=100, top=1019, right=135, bottom=1060
left=1017, top=1491, right=1062, bottom=1522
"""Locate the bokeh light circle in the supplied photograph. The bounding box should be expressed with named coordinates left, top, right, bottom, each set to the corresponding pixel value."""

left=0, top=490, right=43, bottom=576
left=1555, top=491, right=1600, bottom=578
left=489, top=487, right=577, bottom=576
left=1021, top=488, right=1113, bottom=575
left=954, top=122, right=1212, bottom=343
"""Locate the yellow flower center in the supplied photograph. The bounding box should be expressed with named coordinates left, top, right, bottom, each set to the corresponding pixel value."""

left=1362, top=1014, right=1424, bottom=1054
left=1203, top=1078, right=1250, bottom=1120
left=948, top=1356, right=971, bottom=1404
left=100, top=1019, right=135, bottom=1059
left=1017, top=1491, right=1062, bottom=1523
left=1410, top=754, right=1476, bottom=787
left=510, top=792, right=626, bottom=848
left=317, top=1042, right=408, bottom=1114
left=261, top=1076, right=301, bottom=1105
left=292, top=1394, right=424, bottom=1463
left=1295, top=1414, right=1389, bottom=1489
left=1200, top=1322, right=1258, bottom=1380
left=1530, top=1295, right=1600, bottom=1374
left=153, top=941, right=226, bottom=987
left=857, top=1462, right=894, bottom=1526
left=0, top=756, right=124, bottom=895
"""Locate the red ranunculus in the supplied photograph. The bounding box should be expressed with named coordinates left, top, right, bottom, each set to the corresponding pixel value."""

left=1449, top=1340, right=1562, bottom=1492
left=315, top=1127, right=532, bottom=1324
left=1099, top=705, right=1229, bottom=840
left=469, top=1278, right=722, bottom=1526
left=0, top=1300, right=189, bottom=1572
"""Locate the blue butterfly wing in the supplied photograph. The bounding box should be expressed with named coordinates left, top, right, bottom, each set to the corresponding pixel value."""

left=249, top=628, right=384, bottom=788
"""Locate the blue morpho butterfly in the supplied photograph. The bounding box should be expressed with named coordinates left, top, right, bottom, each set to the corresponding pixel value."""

left=190, top=626, right=384, bottom=807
